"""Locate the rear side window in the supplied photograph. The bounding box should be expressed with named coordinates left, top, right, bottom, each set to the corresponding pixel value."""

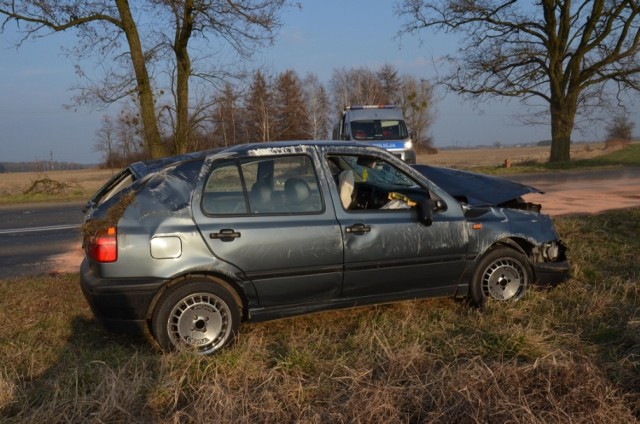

left=203, top=160, right=247, bottom=215
left=202, top=155, right=323, bottom=215
left=91, top=170, right=134, bottom=208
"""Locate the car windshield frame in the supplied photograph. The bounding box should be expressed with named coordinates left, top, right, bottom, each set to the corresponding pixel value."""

left=334, top=155, right=420, bottom=188
left=350, top=119, right=409, bottom=140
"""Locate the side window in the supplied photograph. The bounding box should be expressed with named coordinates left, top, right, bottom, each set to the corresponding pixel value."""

left=243, top=155, right=323, bottom=214
left=328, top=154, right=427, bottom=211
left=202, top=155, right=323, bottom=215
left=202, top=161, right=247, bottom=215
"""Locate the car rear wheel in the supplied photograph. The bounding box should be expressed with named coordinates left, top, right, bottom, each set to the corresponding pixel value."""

left=470, top=246, right=532, bottom=306
left=151, top=279, right=240, bottom=355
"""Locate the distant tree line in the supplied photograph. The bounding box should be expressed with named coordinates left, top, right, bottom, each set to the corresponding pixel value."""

left=0, top=162, right=87, bottom=173
left=95, top=64, right=435, bottom=167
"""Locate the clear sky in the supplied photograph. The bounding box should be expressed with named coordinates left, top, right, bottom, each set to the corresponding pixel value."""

left=0, top=0, right=616, bottom=164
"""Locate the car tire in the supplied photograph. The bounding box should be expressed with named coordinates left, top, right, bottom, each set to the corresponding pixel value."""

left=151, top=278, right=240, bottom=355
left=470, top=246, right=532, bottom=306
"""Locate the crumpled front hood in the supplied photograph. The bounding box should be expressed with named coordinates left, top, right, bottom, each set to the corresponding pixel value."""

left=412, top=164, right=542, bottom=206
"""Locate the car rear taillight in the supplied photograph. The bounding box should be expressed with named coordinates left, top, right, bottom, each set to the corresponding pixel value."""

left=88, top=226, right=118, bottom=263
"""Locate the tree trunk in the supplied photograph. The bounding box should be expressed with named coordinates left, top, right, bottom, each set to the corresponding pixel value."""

left=174, top=48, right=190, bottom=154
left=548, top=99, right=574, bottom=162
left=173, top=0, right=194, bottom=155
left=115, top=0, right=166, bottom=159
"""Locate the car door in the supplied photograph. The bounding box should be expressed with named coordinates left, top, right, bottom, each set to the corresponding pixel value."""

left=321, top=148, right=470, bottom=298
left=192, top=150, right=343, bottom=307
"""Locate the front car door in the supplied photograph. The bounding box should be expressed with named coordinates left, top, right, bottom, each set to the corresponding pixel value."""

left=192, top=146, right=343, bottom=307
left=320, top=146, right=470, bottom=299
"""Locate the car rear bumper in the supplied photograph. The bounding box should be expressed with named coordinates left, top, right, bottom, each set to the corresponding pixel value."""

left=80, top=258, right=167, bottom=334
left=532, top=260, right=571, bottom=286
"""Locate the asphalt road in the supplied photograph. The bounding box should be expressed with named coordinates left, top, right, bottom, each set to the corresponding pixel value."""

left=1, top=167, right=639, bottom=279
left=0, top=202, right=85, bottom=279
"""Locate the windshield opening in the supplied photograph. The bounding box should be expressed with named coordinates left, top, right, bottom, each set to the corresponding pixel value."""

left=350, top=120, right=408, bottom=140
left=330, top=155, right=419, bottom=188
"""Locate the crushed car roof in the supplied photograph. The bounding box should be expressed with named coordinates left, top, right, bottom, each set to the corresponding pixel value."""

left=106, top=142, right=544, bottom=208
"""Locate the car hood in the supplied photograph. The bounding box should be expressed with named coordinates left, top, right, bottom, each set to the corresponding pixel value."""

left=412, top=164, right=542, bottom=206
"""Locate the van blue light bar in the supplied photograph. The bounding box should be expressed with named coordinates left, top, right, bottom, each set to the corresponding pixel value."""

left=346, top=105, right=398, bottom=110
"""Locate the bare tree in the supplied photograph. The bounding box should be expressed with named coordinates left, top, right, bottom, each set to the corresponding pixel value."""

left=116, top=105, right=147, bottom=162
left=400, top=75, right=434, bottom=149
left=94, top=115, right=117, bottom=168
left=301, top=73, right=330, bottom=140
left=397, top=0, right=640, bottom=162
left=94, top=104, right=147, bottom=166
left=0, top=1, right=167, bottom=158
left=212, top=83, right=242, bottom=147
left=154, top=0, right=286, bottom=153
left=330, top=67, right=386, bottom=114
left=0, top=0, right=288, bottom=158
left=244, top=70, right=273, bottom=142
left=606, top=113, right=635, bottom=141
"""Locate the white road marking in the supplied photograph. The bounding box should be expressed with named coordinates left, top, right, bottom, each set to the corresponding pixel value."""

left=0, top=224, right=80, bottom=235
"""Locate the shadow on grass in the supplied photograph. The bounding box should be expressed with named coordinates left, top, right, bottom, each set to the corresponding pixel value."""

left=0, top=287, right=161, bottom=422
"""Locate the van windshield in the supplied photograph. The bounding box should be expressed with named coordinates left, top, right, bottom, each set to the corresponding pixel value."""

left=350, top=120, right=408, bottom=140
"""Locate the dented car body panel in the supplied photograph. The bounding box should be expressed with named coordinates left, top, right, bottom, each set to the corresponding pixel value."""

left=80, top=141, right=569, bottom=337
left=411, top=164, right=542, bottom=206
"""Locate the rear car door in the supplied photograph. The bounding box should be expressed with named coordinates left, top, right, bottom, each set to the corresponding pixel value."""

left=192, top=148, right=343, bottom=307
left=321, top=147, right=470, bottom=298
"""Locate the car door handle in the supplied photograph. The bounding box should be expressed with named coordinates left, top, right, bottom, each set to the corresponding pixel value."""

left=210, top=229, right=241, bottom=242
left=345, top=223, right=371, bottom=235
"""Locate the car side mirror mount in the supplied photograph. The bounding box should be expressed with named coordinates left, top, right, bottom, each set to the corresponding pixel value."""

left=418, top=198, right=433, bottom=226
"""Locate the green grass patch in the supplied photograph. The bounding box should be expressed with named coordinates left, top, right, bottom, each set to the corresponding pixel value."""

left=545, top=143, right=640, bottom=169
left=1, top=210, right=639, bottom=422
left=474, top=143, right=640, bottom=175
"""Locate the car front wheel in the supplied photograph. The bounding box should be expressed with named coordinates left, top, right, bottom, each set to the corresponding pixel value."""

left=151, top=278, right=240, bottom=355
left=470, top=246, right=532, bottom=306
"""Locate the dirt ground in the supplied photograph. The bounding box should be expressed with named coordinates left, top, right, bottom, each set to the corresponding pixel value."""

left=523, top=172, right=640, bottom=216
left=419, top=141, right=640, bottom=215
left=416, top=142, right=611, bottom=167
left=47, top=240, right=86, bottom=276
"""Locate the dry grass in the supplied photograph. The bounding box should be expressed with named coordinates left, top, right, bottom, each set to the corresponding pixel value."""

left=417, top=142, right=614, bottom=168
left=1, top=210, right=639, bottom=423
left=0, top=168, right=117, bottom=203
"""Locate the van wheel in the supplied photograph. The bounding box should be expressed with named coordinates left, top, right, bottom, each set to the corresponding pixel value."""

left=151, top=279, right=240, bottom=355
left=470, top=247, right=531, bottom=306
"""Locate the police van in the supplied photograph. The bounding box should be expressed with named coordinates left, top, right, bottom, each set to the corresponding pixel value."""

left=333, top=105, right=416, bottom=164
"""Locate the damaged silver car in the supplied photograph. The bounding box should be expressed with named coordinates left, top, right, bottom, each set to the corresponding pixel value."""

left=81, top=141, right=569, bottom=354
